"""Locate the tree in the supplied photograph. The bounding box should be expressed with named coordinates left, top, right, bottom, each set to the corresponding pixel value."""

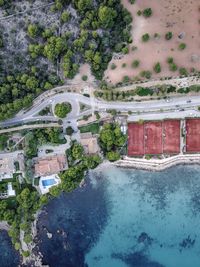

left=132, top=60, right=140, bottom=68
left=61, top=11, right=70, bottom=23
left=54, top=102, right=72, bottom=118
left=179, top=67, right=188, bottom=76
left=142, top=8, right=152, bottom=17
left=14, top=242, right=21, bottom=251
left=74, top=0, right=93, bottom=13
left=98, top=6, right=117, bottom=28
left=82, top=75, right=88, bottom=81
left=165, top=32, right=173, bottom=40
left=24, top=234, right=32, bottom=244
left=66, top=126, right=74, bottom=135
left=153, top=62, right=161, bottom=73
left=179, top=43, right=186, bottom=50
left=83, top=155, right=102, bottom=169
left=99, top=123, right=126, bottom=157
left=39, top=195, right=49, bottom=206
left=71, top=143, right=84, bottom=160
left=26, top=77, right=39, bottom=91
left=142, top=33, right=150, bottom=42
left=49, top=185, right=62, bottom=197
left=27, top=24, right=39, bottom=38
left=169, top=63, right=178, bottom=72
left=106, top=151, right=120, bottom=161
left=167, top=57, right=174, bottom=64
left=43, top=36, right=66, bottom=62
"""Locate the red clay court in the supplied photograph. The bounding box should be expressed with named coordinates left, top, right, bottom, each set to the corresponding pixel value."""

left=163, top=120, right=180, bottom=154
left=128, top=123, right=144, bottom=156
left=186, top=119, right=200, bottom=152
left=144, top=121, right=163, bottom=155
left=128, top=120, right=181, bottom=156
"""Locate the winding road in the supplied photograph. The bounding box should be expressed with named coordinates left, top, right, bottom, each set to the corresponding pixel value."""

left=0, top=89, right=200, bottom=128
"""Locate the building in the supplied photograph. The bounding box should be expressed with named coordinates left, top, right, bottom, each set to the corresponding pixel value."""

left=34, top=154, right=67, bottom=177
left=0, top=151, right=25, bottom=181
left=0, top=183, right=16, bottom=199
left=80, top=133, right=100, bottom=155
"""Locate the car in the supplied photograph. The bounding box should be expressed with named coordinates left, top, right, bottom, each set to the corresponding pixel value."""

left=179, top=109, right=185, bottom=111
left=187, top=100, right=191, bottom=103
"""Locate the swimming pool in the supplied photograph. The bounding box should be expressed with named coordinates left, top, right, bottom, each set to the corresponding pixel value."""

left=42, top=179, right=56, bottom=187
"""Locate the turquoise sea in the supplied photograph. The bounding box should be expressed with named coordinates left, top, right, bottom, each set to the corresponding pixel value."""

left=37, top=164, right=200, bottom=267
left=1, top=164, right=200, bottom=267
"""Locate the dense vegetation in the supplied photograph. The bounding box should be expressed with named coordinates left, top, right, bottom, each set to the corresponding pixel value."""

left=0, top=0, right=132, bottom=121
left=0, top=186, right=46, bottom=255
left=27, top=0, right=132, bottom=80
left=24, top=127, right=66, bottom=159
left=54, top=102, right=72, bottom=118
left=0, top=72, right=60, bottom=121
left=99, top=123, right=126, bottom=161
left=49, top=141, right=102, bottom=196
left=95, top=84, right=200, bottom=101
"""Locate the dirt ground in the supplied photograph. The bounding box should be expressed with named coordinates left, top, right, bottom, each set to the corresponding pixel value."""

left=105, top=0, right=200, bottom=85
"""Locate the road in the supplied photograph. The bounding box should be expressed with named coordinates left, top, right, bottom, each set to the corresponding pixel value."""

left=0, top=91, right=200, bottom=128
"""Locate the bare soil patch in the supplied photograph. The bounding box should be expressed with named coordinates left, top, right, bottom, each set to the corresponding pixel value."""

left=105, top=0, right=200, bottom=85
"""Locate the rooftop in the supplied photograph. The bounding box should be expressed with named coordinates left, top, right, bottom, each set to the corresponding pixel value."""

left=34, top=154, right=67, bottom=177
left=80, top=133, right=100, bottom=155
left=0, top=152, right=24, bottom=180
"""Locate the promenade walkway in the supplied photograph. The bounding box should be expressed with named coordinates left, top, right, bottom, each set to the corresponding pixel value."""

left=115, top=154, right=200, bottom=171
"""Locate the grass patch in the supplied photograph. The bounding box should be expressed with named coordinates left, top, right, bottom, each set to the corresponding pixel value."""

left=79, top=123, right=100, bottom=134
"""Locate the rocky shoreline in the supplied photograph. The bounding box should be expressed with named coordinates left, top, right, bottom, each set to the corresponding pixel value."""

left=21, top=210, right=49, bottom=267
left=0, top=221, right=10, bottom=231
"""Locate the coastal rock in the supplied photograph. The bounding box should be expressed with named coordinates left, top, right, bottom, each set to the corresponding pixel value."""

left=47, top=232, right=52, bottom=239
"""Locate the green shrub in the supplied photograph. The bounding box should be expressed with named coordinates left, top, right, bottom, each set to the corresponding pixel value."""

left=106, top=151, right=120, bottom=161
left=165, top=32, right=173, bottom=40
left=132, top=60, right=140, bottom=68
left=140, top=70, right=152, bottom=79
left=142, top=8, right=152, bottom=17
left=142, top=33, right=150, bottom=42
left=82, top=75, right=88, bottom=81
left=54, top=102, right=72, bottom=118
left=169, top=63, right=178, bottom=72
left=123, top=76, right=130, bottom=83
left=179, top=68, right=188, bottom=76
left=167, top=57, right=174, bottom=64
left=122, top=47, right=129, bottom=54
left=111, top=63, right=117, bottom=70
left=153, top=62, right=161, bottom=73
left=178, top=43, right=186, bottom=50
left=136, top=86, right=153, bottom=96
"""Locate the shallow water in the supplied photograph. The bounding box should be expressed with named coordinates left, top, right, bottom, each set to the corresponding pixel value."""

left=0, top=230, right=20, bottom=267
left=37, top=164, right=200, bottom=267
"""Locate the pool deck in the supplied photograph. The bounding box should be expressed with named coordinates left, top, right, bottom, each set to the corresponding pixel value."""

left=38, top=174, right=61, bottom=195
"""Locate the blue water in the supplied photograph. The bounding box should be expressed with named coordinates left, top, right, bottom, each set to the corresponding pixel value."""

left=36, top=164, right=200, bottom=267
left=42, top=179, right=56, bottom=187
left=0, top=230, right=20, bottom=267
